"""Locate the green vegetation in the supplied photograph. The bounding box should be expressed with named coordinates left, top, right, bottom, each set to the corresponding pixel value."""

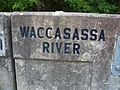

left=0, top=0, right=120, bottom=13
left=0, top=0, right=39, bottom=11
left=64, top=0, right=120, bottom=13
left=12, top=0, right=38, bottom=11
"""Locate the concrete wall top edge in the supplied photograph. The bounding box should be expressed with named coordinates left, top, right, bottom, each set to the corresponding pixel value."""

left=10, top=11, right=120, bottom=18
left=0, top=12, right=13, bottom=16
left=0, top=12, right=120, bottom=18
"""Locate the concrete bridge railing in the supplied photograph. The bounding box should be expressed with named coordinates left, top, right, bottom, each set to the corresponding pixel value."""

left=0, top=12, right=120, bottom=90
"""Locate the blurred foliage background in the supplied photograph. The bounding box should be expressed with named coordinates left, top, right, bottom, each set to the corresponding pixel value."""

left=0, top=0, right=120, bottom=13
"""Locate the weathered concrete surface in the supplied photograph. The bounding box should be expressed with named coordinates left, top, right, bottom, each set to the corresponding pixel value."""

left=11, top=12, right=120, bottom=90
left=15, top=59, right=92, bottom=90
left=11, top=12, right=117, bottom=62
left=109, top=18, right=120, bottom=90
left=0, top=14, right=15, bottom=90
left=0, top=14, right=11, bottom=57
left=0, top=58, right=15, bottom=90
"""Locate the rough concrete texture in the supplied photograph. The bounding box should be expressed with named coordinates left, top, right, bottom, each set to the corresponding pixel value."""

left=0, top=14, right=15, bottom=90
left=109, top=18, right=120, bottom=90
left=15, top=59, right=92, bottom=90
left=11, top=12, right=117, bottom=61
left=0, top=13, right=13, bottom=57
left=0, top=58, right=15, bottom=90
left=11, top=12, right=120, bottom=90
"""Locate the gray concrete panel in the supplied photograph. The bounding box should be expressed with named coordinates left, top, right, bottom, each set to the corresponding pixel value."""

left=15, top=59, right=92, bottom=90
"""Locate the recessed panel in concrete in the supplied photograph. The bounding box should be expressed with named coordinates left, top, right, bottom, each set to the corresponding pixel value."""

left=15, top=59, right=92, bottom=90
